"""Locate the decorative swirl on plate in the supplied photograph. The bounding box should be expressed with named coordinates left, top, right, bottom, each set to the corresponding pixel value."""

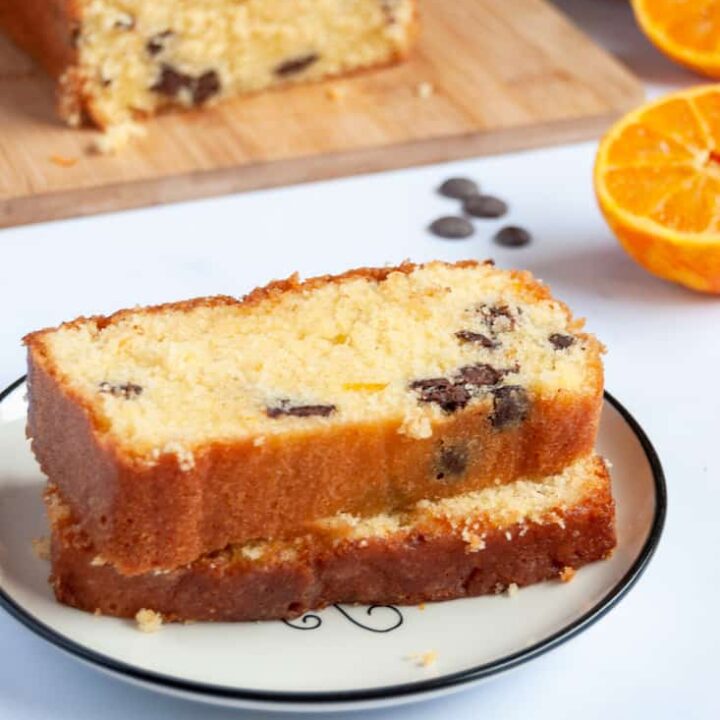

left=333, top=604, right=404, bottom=633
left=283, top=605, right=403, bottom=632
left=282, top=613, right=322, bottom=630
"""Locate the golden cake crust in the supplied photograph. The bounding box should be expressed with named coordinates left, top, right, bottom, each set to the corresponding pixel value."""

left=48, top=457, right=616, bottom=622
left=25, top=260, right=605, bottom=575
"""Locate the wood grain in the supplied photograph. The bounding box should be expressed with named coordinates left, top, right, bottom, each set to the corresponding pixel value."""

left=0, top=0, right=643, bottom=229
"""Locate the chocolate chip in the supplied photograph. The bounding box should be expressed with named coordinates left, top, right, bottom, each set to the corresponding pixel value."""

left=428, top=216, right=474, bottom=239
left=490, top=386, right=529, bottom=428
left=494, top=225, right=532, bottom=248
left=478, top=304, right=515, bottom=333
left=410, top=378, right=470, bottom=413
left=147, top=30, right=174, bottom=56
left=457, top=364, right=503, bottom=387
left=193, top=70, right=221, bottom=105
left=151, top=65, right=221, bottom=105
left=275, top=53, right=319, bottom=77
left=435, top=445, right=468, bottom=480
left=266, top=400, right=336, bottom=418
left=549, top=333, right=575, bottom=350
left=463, top=195, right=508, bottom=219
left=98, top=382, right=143, bottom=399
left=151, top=65, right=191, bottom=97
left=438, top=178, right=479, bottom=200
left=455, top=330, right=498, bottom=348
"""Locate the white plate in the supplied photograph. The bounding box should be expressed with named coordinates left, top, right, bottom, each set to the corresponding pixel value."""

left=0, top=378, right=665, bottom=713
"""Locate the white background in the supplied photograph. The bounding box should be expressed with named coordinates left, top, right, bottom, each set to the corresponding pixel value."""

left=1, top=1, right=718, bottom=718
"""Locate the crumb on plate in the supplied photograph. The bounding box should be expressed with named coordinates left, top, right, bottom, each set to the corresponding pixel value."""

left=560, top=566, right=576, bottom=583
left=135, top=608, right=163, bottom=633
left=31, top=536, right=51, bottom=561
left=407, top=650, right=438, bottom=668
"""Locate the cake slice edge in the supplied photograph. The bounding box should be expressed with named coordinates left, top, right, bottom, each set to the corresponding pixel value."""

left=47, top=454, right=616, bottom=623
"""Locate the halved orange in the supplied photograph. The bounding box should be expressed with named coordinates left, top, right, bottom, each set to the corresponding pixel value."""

left=632, top=0, right=720, bottom=78
left=595, top=85, right=720, bottom=293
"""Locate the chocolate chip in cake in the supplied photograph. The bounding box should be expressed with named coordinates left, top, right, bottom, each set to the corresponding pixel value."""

left=478, top=304, right=516, bottom=333
left=494, top=225, right=532, bottom=248
left=151, top=65, right=191, bottom=97
left=275, top=53, right=319, bottom=77
left=98, top=382, right=143, bottom=399
left=490, top=386, right=530, bottom=428
left=147, top=30, right=174, bottom=56
left=410, top=378, right=471, bottom=413
left=428, top=217, right=474, bottom=240
left=266, top=400, right=336, bottom=418
left=549, top=333, right=576, bottom=350
left=454, top=330, right=498, bottom=348
left=463, top=195, right=508, bottom=219
left=456, top=364, right=503, bottom=388
left=193, top=70, right=221, bottom=105
left=438, top=178, right=479, bottom=200
left=435, top=445, right=468, bottom=480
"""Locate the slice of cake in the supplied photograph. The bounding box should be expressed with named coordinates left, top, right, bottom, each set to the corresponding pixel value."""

left=25, top=260, right=604, bottom=575
left=0, top=0, right=418, bottom=128
left=48, top=455, right=616, bottom=622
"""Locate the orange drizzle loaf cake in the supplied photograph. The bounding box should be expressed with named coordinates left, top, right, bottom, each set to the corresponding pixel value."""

left=0, top=0, right=418, bottom=128
left=25, top=260, right=604, bottom=575
left=49, top=455, right=616, bottom=622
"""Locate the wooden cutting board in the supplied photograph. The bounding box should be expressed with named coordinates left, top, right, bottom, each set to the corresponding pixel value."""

left=0, top=0, right=643, bottom=229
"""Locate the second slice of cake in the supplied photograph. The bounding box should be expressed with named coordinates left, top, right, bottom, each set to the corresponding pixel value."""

left=25, top=261, right=604, bottom=574
left=48, top=455, right=616, bottom=622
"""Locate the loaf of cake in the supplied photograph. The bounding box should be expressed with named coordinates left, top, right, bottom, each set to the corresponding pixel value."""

left=25, top=260, right=604, bottom=575
left=0, top=0, right=418, bottom=128
left=48, top=455, right=616, bottom=622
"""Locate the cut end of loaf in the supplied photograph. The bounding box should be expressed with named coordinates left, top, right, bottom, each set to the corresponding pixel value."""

left=47, top=454, right=616, bottom=622
left=58, top=0, right=418, bottom=127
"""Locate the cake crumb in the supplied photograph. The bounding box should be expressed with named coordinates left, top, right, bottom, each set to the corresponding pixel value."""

left=90, top=121, right=146, bottom=155
left=90, top=555, right=108, bottom=567
left=31, top=536, right=51, bottom=561
left=158, top=442, right=196, bottom=472
left=398, top=408, right=432, bottom=439
left=325, top=85, right=348, bottom=101
left=407, top=650, right=438, bottom=668
left=461, top=527, right=486, bottom=552
left=416, top=81, right=434, bottom=99
left=560, top=566, right=576, bottom=583
left=417, top=603, right=426, bottom=611
left=506, top=582, right=519, bottom=598
left=240, top=543, right=266, bottom=561
left=135, top=608, right=163, bottom=633
left=49, top=154, right=78, bottom=168
left=93, top=608, right=102, bottom=617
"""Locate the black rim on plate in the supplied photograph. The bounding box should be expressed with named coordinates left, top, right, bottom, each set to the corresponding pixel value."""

left=0, top=376, right=666, bottom=706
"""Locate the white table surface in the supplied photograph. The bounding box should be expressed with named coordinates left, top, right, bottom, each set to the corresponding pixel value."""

left=0, top=1, right=717, bottom=718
